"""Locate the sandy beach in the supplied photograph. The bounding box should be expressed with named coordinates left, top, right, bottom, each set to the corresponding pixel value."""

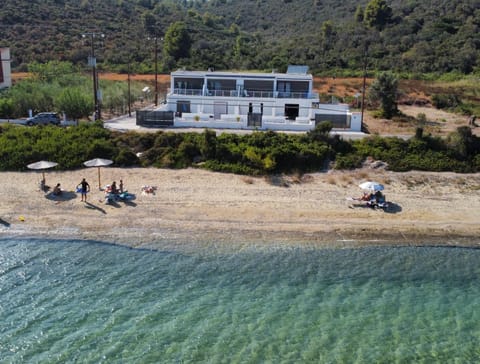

left=0, top=167, right=479, bottom=249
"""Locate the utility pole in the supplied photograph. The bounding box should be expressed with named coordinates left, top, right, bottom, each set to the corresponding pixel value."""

left=154, top=36, right=158, bottom=107
left=127, top=61, right=132, bottom=117
left=82, top=32, right=104, bottom=120
left=148, top=36, right=163, bottom=107
left=360, top=46, right=368, bottom=132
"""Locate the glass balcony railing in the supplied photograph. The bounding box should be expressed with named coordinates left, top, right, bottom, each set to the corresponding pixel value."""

left=171, top=88, right=318, bottom=99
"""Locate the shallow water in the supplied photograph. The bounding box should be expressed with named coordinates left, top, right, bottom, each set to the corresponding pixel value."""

left=1, top=238, right=480, bottom=363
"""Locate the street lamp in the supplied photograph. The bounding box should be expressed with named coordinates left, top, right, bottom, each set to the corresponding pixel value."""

left=82, top=32, right=105, bottom=120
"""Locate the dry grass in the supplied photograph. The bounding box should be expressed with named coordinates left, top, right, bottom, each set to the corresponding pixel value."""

left=241, top=176, right=255, bottom=185
left=352, top=170, right=370, bottom=180
left=402, top=176, right=430, bottom=189
left=336, top=173, right=354, bottom=187
left=326, top=175, right=337, bottom=185
left=289, top=172, right=314, bottom=184
left=290, top=173, right=303, bottom=184
left=300, top=174, right=314, bottom=183
left=379, top=176, right=392, bottom=186
left=264, top=175, right=290, bottom=187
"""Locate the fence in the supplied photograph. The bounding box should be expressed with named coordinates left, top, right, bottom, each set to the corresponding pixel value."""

left=136, top=110, right=174, bottom=127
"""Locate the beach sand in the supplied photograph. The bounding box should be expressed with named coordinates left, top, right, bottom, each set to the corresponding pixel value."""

left=0, top=167, right=479, bottom=250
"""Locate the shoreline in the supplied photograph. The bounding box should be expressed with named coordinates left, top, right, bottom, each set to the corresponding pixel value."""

left=1, top=168, right=479, bottom=250
left=1, top=228, right=479, bottom=251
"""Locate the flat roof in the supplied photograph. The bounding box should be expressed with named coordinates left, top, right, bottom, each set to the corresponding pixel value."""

left=171, top=69, right=313, bottom=81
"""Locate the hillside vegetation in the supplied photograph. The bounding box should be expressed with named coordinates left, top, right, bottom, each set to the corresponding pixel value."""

left=1, top=0, right=479, bottom=76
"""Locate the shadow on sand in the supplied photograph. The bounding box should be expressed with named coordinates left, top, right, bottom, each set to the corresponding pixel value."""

left=45, top=191, right=77, bottom=203
left=122, top=199, right=137, bottom=207
left=104, top=193, right=137, bottom=208
left=384, top=202, right=402, bottom=213
left=349, top=201, right=402, bottom=214
left=84, top=202, right=107, bottom=214
left=0, top=218, right=11, bottom=227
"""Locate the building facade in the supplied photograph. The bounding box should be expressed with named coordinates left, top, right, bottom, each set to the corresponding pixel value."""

left=0, top=47, right=12, bottom=89
left=138, top=66, right=362, bottom=132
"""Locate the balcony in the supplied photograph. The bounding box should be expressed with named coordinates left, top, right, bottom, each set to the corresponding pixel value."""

left=171, top=88, right=318, bottom=99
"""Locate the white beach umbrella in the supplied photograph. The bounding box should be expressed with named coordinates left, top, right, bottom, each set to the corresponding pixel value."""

left=358, top=181, right=384, bottom=192
left=83, top=158, right=113, bottom=189
left=27, top=160, right=58, bottom=182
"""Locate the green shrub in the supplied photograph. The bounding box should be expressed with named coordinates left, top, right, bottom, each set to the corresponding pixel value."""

left=334, top=154, right=364, bottom=169
left=115, top=149, right=139, bottom=166
left=432, top=93, right=460, bottom=109
left=0, top=98, right=14, bottom=118
left=201, top=160, right=259, bottom=175
left=0, top=120, right=479, bottom=174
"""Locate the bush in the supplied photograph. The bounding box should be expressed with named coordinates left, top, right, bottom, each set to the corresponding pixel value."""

left=0, top=121, right=479, bottom=175
left=334, top=154, right=364, bottom=169
left=115, top=149, right=139, bottom=166
left=0, top=98, right=14, bottom=118
left=431, top=93, right=460, bottom=109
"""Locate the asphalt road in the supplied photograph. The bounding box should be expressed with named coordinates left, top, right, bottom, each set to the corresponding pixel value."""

left=0, top=119, right=26, bottom=125
left=1, top=116, right=375, bottom=140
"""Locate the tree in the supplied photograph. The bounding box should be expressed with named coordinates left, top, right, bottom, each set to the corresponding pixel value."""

left=321, top=20, right=334, bottom=40
left=354, top=5, right=364, bottom=23
left=143, top=12, right=158, bottom=36
left=0, top=98, right=14, bottom=118
left=307, top=121, right=333, bottom=142
left=364, top=0, right=392, bottom=31
left=446, top=126, right=479, bottom=159
left=28, top=61, right=78, bottom=85
left=55, top=88, right=92, bottom=120
left=163, top=21, right=192, bottom=61
left=368, top=72, right=399, bottom=118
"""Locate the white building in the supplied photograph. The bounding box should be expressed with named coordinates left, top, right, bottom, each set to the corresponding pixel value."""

left=0, top=47, right=12, bottom=89
left=137, top=66, right=362, bottom=132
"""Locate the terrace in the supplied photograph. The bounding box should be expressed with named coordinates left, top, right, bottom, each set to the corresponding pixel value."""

left=170, top=75, right=317, bottom=99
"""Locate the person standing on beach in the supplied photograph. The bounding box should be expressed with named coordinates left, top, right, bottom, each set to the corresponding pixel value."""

left=78, top=178, right=90, bottom=202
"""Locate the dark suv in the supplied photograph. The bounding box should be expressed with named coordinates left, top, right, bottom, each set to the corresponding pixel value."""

left=26, top=112, right=61, bottom=126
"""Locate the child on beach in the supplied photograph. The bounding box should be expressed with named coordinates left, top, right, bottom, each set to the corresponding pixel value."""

left=53, top=183, right=62, bottom=196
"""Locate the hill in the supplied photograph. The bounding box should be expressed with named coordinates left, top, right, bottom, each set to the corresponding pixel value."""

left=1, top=0, right=479, bottom=75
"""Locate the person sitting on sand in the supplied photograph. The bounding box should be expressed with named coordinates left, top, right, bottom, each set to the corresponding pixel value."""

left=141, top=185, right=156, bottom=195
left=53, top=183, right=62, bottom=196
left=373, top=190, right=385, bottom=204
left=111, top=181, right=118, bottom=195
left=360, top=192, right=372, bottom=201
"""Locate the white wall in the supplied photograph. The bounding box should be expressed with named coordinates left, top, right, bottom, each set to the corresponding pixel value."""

left=161, top=94, right=361, bottom=132
left=351, top=112, right=362, bottom=132
left=0, top=48, right=12, bottom=89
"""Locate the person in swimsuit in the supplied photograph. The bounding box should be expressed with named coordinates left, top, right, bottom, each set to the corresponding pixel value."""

left=78, top=178, right=90, bottom=202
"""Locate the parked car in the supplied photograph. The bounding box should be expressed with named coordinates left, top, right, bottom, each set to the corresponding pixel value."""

left=26, top=112, right=61, bottom=126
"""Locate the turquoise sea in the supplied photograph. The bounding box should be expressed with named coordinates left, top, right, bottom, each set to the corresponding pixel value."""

left=1, top=238, right=480, bottom=363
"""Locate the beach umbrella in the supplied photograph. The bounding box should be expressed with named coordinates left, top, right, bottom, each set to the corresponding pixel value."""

left=83, top=158, right=113, bottom=189
left=358, top=181, right=384, bottom=192
left=27, top=160, right=58, bottom=183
